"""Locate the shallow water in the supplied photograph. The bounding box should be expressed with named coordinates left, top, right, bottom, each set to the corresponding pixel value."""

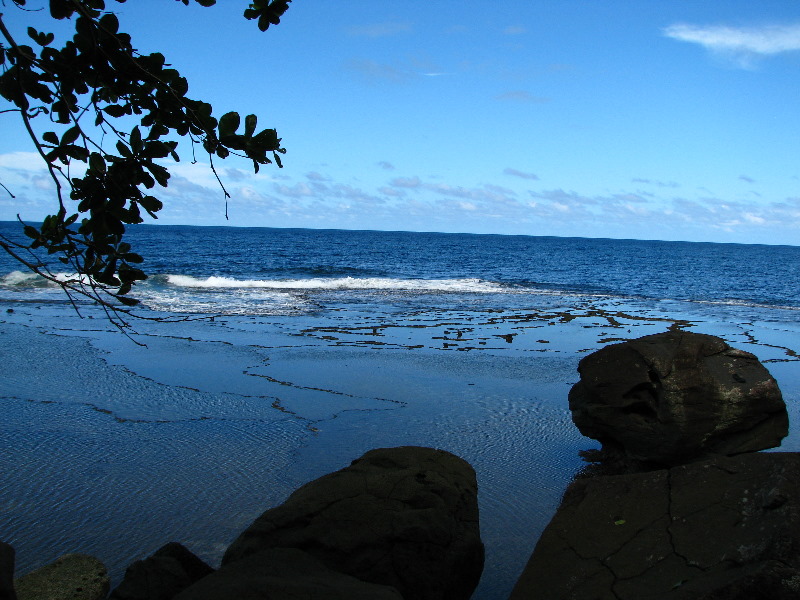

left=2, top=293, right=799, bottom=599
left=2, top=218, right=799, bottom=599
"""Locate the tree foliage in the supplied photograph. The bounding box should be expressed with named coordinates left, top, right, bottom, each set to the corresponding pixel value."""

left=0, top=0, right=290, bottom=316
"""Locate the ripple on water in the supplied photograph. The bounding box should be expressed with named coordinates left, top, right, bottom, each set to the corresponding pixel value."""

left=0, top=396, right=312, bottom=584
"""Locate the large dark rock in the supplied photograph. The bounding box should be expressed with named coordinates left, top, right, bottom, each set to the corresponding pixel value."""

left=510, top=452, right=800, bottom=600
left=109, top=542, right=214, bottom=600
left=13, top=553, right=109, bottom=600
left=175, top=547, right=403, bottom=599
left=1, top=541, right=16, bottom=600
left=220, top=446, right=484, bottom=600
left=569, top=331, right=787, bottom=467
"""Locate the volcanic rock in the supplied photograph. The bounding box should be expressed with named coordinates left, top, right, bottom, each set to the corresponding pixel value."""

left=219, top=446, right=484, bottom=600
left=510, top=452, right=800, bottom=600
left=1, top=541, right=16, bottom=600
left=13, top=553, right=109, bottom=600
left=109, top=542, right=214, bottom=600
left=175, top=547, right=403, bottom=599
left=568, top=330, right=787, bottom=467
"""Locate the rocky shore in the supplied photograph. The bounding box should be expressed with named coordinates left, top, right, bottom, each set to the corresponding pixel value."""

left=3, top=331, right=797, bottom=599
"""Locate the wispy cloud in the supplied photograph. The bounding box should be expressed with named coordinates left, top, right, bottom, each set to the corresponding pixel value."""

left=390, top=176, right=422, bottom=189
left=632, top=177, right=679, bottom=189
left=4, top=147, right=796, bottom=243
left=663, top=22, right=800, bottom=68
left=738, top=174, right=755, bottom=183
left=345, top=57, right=446, bottom=84
left=494, top=90, right=550, bottom=103
left=345, top=59, right=415, bottom=84
left=503, top=25, right=527, bottom=36
left=347, top=21, right=411, bottom=38
left=306, top=171, right=331, bottom=182
left=377, top=161, right=395, bottom=170
left=504, top=168, right=539, bottom=181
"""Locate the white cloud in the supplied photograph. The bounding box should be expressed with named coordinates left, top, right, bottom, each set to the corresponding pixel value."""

left=744, top=212, right=766, bottom=224
left=0, top=152, right=46, bottom=171
left=347, top=21, right=411, bottom=38
left=663, top=22, right=800, bottom=68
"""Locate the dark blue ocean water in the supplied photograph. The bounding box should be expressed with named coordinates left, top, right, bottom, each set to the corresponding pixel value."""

left=1, top=221, right=799, bottom=599
left=2, top=222, right=798, bottom=314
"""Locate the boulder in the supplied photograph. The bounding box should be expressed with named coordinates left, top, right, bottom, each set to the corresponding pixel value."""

left=510, top=452, right=800, bottom=600
left=175, top=547, right=403, bottom=599
left=1, top=541, right=16, bottom=600
left=13, top=553, right=109, bottom=600
left=109, top=542, right=214, bottom=600
left=221, top=446, right=484, bottom=600
left=569, top=331, right=787, bottom=467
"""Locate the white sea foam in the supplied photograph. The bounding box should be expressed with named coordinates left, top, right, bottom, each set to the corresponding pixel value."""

left=135, top=286, right=311, bottom=316
left=694, top=298, right=800, bottom=312
left=165, top=274, right=507, bottom=293
left=0, top=270, right=94, bottom=287
left=1, top=270, right=43, bottom=286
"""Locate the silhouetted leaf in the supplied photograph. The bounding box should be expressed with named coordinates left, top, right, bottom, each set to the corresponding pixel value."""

left=245, top=114, right=257, bottom=137
left=103, top=104, right=127, bottom=117
left=61, top=126, right=80, bottom=146
left=99, top=13, right=119, bottom=34
left=219, top=111, right=240, bottom=138
left=115, top=294, right=140, bottom=306
left=4, top=0, right=290, bottom=310
left=129, top=126, right=142, bottom=153
left=89, top=152, right=106, bottom=173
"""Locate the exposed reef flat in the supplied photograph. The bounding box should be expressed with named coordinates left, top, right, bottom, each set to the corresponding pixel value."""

left=2, top=296, right=799, bottom=599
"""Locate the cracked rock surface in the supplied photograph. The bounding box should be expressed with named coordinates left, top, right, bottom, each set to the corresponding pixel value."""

left=569, top=331, right=787, bottom=467
left=510, top=452, right=800, bottom=600
left=187, top=446, right=484, bottom=600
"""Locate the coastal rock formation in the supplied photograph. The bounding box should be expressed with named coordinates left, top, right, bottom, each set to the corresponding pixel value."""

left=174, top=547, right=403, bottom=599
left=1, top=541, right=16, bottom=600
left=109, top=542, right=214, bottom=600
left=7, top=447, right=482, bottom=600
left=510, top=452, right=800, bottom=600
left=569, top=331, right=787, bottom=467
left=208, top=446, right=484, bottom=600
left=13, top=553, right=109, bottom=600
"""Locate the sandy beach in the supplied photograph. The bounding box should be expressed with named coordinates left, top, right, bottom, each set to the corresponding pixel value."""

left=2, top=295, right=799, bottom=599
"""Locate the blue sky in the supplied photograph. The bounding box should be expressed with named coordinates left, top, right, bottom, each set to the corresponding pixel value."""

left=2, top=1, right=800, bottom=244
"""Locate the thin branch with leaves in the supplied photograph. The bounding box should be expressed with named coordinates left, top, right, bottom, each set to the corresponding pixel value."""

left=0, top=0, right=290, bottom=326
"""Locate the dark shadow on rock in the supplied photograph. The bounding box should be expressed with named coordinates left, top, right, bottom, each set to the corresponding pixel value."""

left=174, top=547, right=403, bottom=600
left=218, top=446, right=484, bottom=600
left=511, top=452, right=800, bottom=600
left=1, top=541, right=16, bottom=600
left=109, top=542, right=214, bottom=600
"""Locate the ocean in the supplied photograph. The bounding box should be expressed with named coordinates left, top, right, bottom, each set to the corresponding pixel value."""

left=1, top=221, right=799, bottom=598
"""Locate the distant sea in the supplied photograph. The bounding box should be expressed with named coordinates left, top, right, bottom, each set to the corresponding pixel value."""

left=1, top=222, right=799, bottom=599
